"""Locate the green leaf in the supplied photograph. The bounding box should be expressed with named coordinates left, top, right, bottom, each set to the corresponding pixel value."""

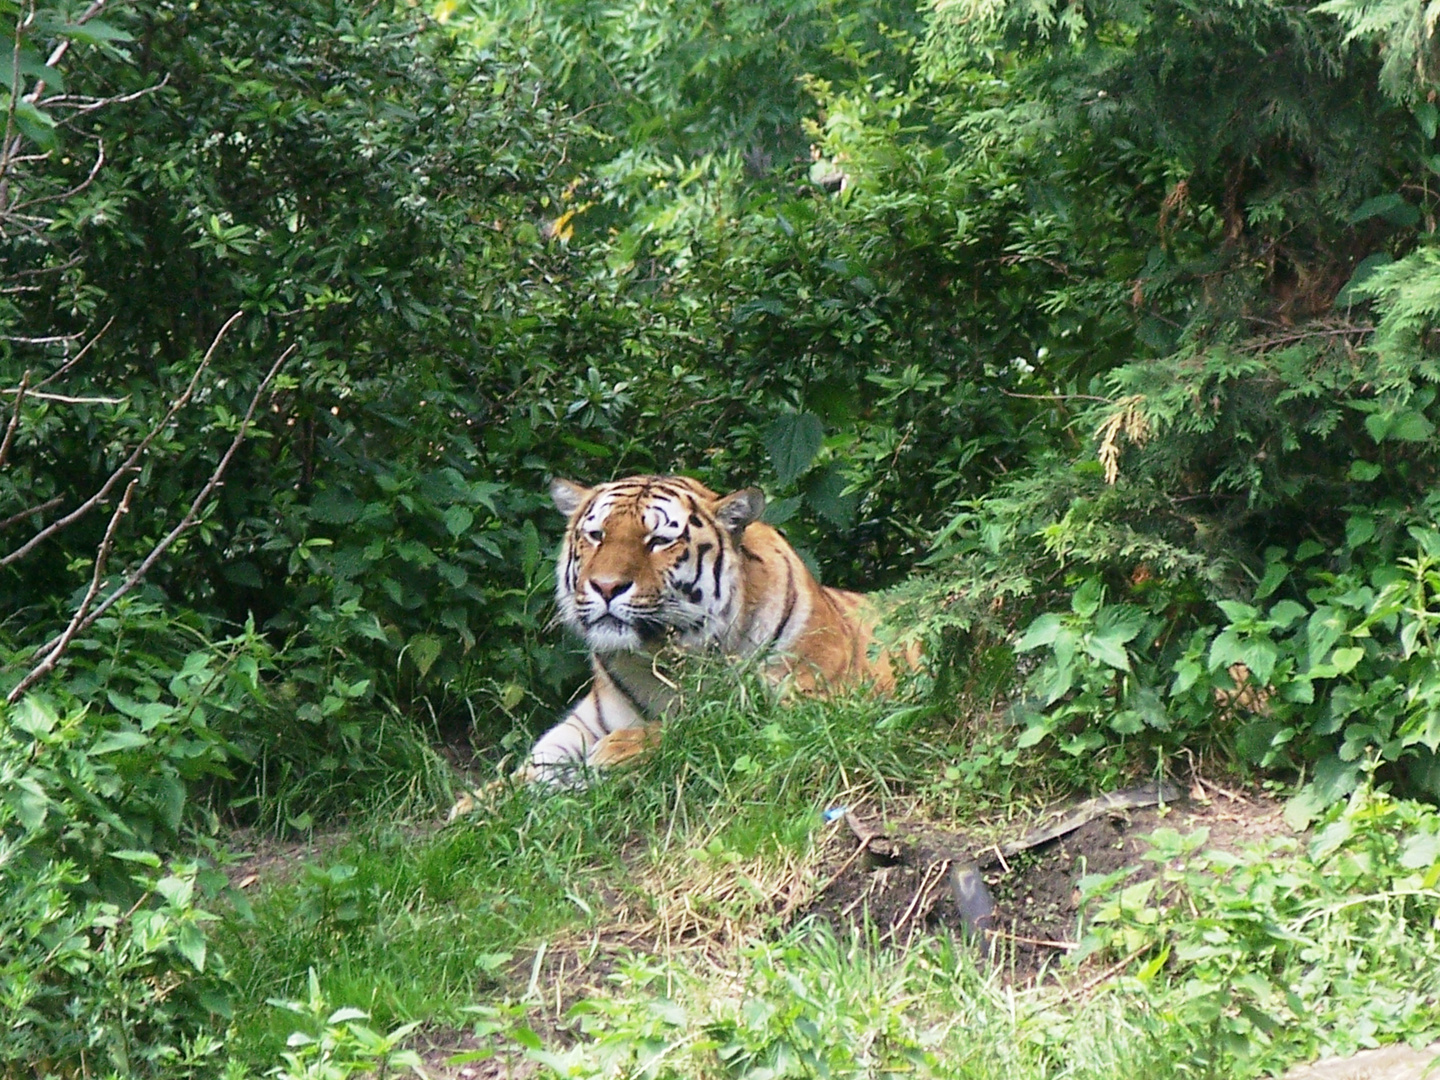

left=1016, top=721, right=1051, bottom=748
left=1389, top=410, right=1434, bottom=442
left=92, top=729, right=151, bottom=754
left=111, top=849, right=164, bottom=867
left=805, top=467, right=857, bottom=529
left=1418, top=101, right=1439, bottom=139
left=1399, top=831, right=1440, bottom=871
left=407, top=633, right=444, bottom=678
left=1071, top=577, right=1104, bottom=618
left=1348, top=193, right=1419, bottom=227
left=1016, top=613, right=1063, bottom=652
left=5, top=780, right=49, bottom=831
left=1336, top=252, right=1394, bottom=309
left=761, top=495, right=802, bottom=526
left=443, top=505, right=475, bottom=537
left=1345, top=515, right=1376, bottom=548
left=763, top=412, right=824, bottom=486
left=45, top=18, right=135, bottom=46
left=1083, top=631, right=1132, bottom=671
left=1255, top=557, right=1289, bottom=600
left=175, top=923, right=207, bottom=972
left=8, top=697, right=57, bottom=737
left=1329, top=646, right=1365, bottom=674
left=310, top=489, right=364, bottom=524
left=1348, top=459, right=1383, bottom=481
left=1267, top=599, right=1307, bottom=629
left=156, top=775, right=185, bottom=832
left=10, top=97, right=55, bottom=150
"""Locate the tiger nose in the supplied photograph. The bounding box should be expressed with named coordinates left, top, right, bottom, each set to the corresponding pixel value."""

left=591, top=578, right=633, bottom=603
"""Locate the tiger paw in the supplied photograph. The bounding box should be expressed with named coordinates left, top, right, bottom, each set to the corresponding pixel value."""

left=585, top=724, right=661, bottom=769
left=443, top=768, right=533, bottom=822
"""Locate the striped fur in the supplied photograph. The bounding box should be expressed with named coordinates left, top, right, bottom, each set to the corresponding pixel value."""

left=525, top=474, right=912, bottom=783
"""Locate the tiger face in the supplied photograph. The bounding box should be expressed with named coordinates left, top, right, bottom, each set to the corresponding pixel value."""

left=550, top=475, right=765, bottom=654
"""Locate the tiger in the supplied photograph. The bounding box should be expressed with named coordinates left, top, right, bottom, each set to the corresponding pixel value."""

left=519, top=473, right=916, bottom=784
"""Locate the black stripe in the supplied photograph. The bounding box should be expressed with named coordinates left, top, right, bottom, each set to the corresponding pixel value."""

left=712, top=542, right=726, bottom=594
left=593, top=690, right=610, bottom=734
left=596, top=656, right=650, bottom=721
left=686, top=542, right=713, bottom=593
left=767, top=564, right=798, bottom=649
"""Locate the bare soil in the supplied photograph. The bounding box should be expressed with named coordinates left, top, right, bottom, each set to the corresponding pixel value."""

left=808, top=779, right=1288, bottom=983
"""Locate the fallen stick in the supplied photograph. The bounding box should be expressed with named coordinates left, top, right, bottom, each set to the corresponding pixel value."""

left=979, top=780, right=1182, bottom=868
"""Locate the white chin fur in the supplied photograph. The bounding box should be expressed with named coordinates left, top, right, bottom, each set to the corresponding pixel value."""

left=580, top=622, right=645, bottom=653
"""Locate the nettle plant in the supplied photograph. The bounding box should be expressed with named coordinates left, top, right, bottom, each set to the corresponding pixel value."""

left=1011, top=520, right=1440, bottom=810
left=1078, top=785, right=1440, bottom=1072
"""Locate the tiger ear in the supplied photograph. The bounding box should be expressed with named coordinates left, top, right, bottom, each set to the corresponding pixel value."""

left=550, top=478, right=591, bottom=516
left=714, top=487, right=765, bottom=535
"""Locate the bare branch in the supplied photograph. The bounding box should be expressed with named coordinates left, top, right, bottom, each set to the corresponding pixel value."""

left=0, top=310, right=245, bottom=568
left=6, top=141, right=104, bottom=217
left=0, top=389, right=128, bottom=404
left=0, top=332, right=85, bottom=344
left=0, top=369, right=29, bottom=469
left=39, top=74, right=169, bottom=116
left=0, top=494, right=63, bottom=532
left=32, top=0, right=109, bottom=94
left=39, top=343, right=295, bottom=648
left=7, top=476, right=135, bottom=703
left=35, top=316, right=114, bottom=391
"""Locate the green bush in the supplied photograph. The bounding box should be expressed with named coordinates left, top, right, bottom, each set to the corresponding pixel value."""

left=0, top=682, right=242, bottom=1076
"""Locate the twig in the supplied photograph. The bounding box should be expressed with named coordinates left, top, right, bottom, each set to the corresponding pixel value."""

left=987, top=929, right=1078, bottom=951
left=1237, top=324, right=1373, bottom=352
left=0, top=332, right=84, bottom=345
left=1195, top=775, right=1246, bottom=803
left=0, top=495, right=63, bottom=532
left=35, top=316, right=114, bottom=391
left=7, top=478, right=135, bottom=702
left=0, top=369, right=29, bottom=469
left=989, top=843, right=1011, bottom=874
left=806, top=829, right=872, bottom=906
left=49, top=344, right=295, bottom=641
left=1052, top=944, right=1150, bottom=1007
left=888, top=858, right=951, bottom=941
left=0, top=311, right=244, bottom=568
left=0, top=389, right=128, bottom=405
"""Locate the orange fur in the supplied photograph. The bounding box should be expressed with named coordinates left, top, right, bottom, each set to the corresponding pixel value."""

left=521, top=474, right=916, bottom=781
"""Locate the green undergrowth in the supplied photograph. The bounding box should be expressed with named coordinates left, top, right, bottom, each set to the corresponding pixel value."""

left=218, top=672, right=1440, bottom=1079
left=226, top=770, right=1440, bottom=1080
left=221, top=675, right=952, bottom=1064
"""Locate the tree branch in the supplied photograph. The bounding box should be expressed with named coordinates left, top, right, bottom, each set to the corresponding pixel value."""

left=31, top=343, right=295, bottom=655
left=0, top=494, right=63, bottom=532
left=0, top=369, right=29, bottom=469
left=7, top=477, right=135, bottom=703
left=0, top=310, right=244, bottom=568
left=35, top=315, right=114, bottom=391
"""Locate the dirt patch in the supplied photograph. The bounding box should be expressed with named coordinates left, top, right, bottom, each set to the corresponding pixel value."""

left=808, top=780, right=1288, bottom=983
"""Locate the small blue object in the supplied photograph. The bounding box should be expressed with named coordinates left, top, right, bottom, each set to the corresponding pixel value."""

left=822, top=806, right=850, bottom=823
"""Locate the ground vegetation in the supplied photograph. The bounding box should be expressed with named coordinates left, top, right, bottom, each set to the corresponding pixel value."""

left=2, top=0, right=1440, bottom=1075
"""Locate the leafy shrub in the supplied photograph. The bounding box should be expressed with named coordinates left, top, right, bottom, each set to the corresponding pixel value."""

left=1080, top=784, right=1440, bottom=1072
left=0, top=686, right=241, bottom=1076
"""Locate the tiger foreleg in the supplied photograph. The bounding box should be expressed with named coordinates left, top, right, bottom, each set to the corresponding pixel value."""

left=585, top=723, right=661, bottom=769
